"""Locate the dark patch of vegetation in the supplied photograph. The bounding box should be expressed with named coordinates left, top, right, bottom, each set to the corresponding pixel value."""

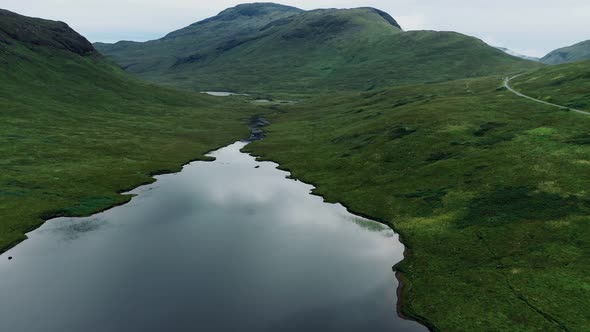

left=426, top=151, right=454, bottom=162
left=216, top=35, right=263, bottom=52
left=474, top=133, right=515, bottom=147
left=566, top=133, right=590, bottom=145
left=389, top=127, right=416, bottom=140
left=401, top=188, right=448, bottom=209
left=259, top=17, right=294, bottom=31
left=173, top=53, right=206, bottom=67
left=391, top=95, right=433, bottom=108
left=459, top=186, right=589, bottom=228
left=282, top=15, right=350, bottom=40
left=474, top=122, right=506, bottom=136
left=363, top=112, right=383, bottom=120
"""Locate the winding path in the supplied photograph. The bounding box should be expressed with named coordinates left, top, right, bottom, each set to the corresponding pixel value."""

left=504, top=75, right=590, bottom=116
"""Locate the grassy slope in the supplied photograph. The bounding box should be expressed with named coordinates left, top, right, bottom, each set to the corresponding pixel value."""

left=511, top=60, right=590, bottom=110
left=95, top=4, right=539, bottom=94
left=0, top=13, right=256, bottom=253
left=541, top=40, right=590, bottom=65
left=247, top=77, right=590, bottom=331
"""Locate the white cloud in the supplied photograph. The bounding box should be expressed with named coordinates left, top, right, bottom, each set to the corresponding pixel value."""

left=2, top=0, right=589, bottom=55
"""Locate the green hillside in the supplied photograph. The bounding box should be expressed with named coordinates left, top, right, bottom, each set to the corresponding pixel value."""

left=95, top=3, right=539, bottom=93
left=512, top=60, right=590, bottom=110
left=94, top=3, right=302, bottom=75
left=541, top=40, right=590, bottom=65
left=247, top=76, right=590, bottom=331
left=0, top=9, right=255, bottom=253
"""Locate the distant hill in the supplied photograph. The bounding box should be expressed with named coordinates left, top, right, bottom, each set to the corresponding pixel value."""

left=95, top=3, right=538, bottom=93
left=541, top=40, right=590, bottom=64
left=495, top=47, right=539, bottom=62
left=0, top=9, right=253, bottom=254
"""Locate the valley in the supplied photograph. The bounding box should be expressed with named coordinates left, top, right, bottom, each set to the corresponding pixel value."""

left=1, top=2, right=590, bottom=332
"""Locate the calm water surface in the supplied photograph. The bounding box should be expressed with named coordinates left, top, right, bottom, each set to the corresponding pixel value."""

left=0, top=142, right=426, bottom=332
left=202, top=91, right=247, bottom=97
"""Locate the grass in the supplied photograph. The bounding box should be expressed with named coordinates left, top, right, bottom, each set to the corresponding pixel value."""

left=246, top=76, right=590, bottom=331
left=0, top=38, right=257, bottom=253
left=512, top=60, right=590, bottom=110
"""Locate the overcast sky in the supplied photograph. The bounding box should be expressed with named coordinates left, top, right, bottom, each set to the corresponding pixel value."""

left=3, top=0, right=590, bottom=57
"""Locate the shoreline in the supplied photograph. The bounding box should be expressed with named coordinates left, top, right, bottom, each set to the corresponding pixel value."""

left=242, top=146, right=435, bottom=331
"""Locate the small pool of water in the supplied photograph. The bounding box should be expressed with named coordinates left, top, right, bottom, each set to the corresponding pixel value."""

left=202, top=91, right=247, bottom=97
left=0, top=142, right=426, bottom=332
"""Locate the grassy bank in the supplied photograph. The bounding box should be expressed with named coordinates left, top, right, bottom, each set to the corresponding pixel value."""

left=247, top=76, right=590, bottom=331
left=0, top=41, right=257, bottom=253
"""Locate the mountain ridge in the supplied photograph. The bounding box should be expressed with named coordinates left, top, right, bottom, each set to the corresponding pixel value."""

left=95, top=3, right=537, bottom=93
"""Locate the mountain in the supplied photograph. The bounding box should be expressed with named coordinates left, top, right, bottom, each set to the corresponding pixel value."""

left=512, top=59, right=590, bottom=110
left=0, top=9, right=254, bottom=253
left=541, top=40, right=590, bottom=64
left=95, top=3, right=538, bottom=93
left=94, top=3, right=303, bottom=70
left=495, top=46, right=539, bottom=62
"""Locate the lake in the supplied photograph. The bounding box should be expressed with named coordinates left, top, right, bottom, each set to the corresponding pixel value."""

left=0, top=141, right=426, bottom=332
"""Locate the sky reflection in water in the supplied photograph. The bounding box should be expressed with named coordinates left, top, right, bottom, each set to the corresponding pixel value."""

left=0, top=142, right=426, bottom=332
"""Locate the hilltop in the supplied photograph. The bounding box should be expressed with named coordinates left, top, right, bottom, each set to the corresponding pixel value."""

left=95, top=3, right=538, bottom=93
left=541, top=40, right=590, bottom=64
left=0, top=9, right=95, bottom=55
